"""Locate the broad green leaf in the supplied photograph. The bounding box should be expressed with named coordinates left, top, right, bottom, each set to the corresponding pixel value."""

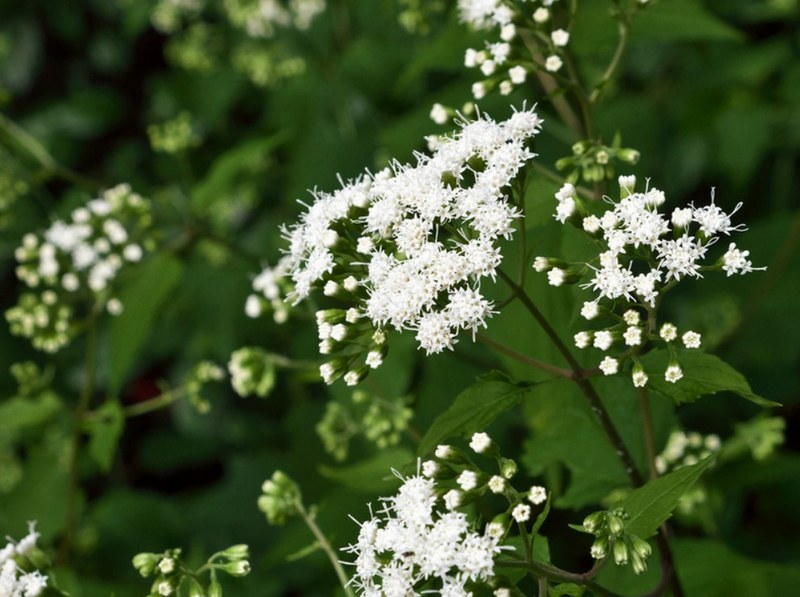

left=675, top=538, right=800, bottom=596
left=632, top=0, right=743, bottom=42
left=0, top=391, right=62, bottom=434
left=86, top=398, right=124, bottom=472
left=417, top=371, right=534, bottom=456
left=639, top=349, right=779, bottom=407
left=619, top=457, right=714, bottom=538
left=108, top=254, right=184, bottom=397
left=319, top=448, right=413, bottom=492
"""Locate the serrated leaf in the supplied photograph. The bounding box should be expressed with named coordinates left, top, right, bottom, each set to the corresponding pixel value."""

left=619, top=457, right=714, bottom=538
left=108, top=254, right=184, bottom=397
left=417, top=371, right=534, bottom=456
left=639, top=349, right=779, bottom=407
left=319, top=448, right=413, bottom=492
left=86, top=398, right=124, bottom=472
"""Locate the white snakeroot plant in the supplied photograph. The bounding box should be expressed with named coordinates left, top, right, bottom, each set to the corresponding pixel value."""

left=0, top=522, right=48, bottom=597
left=246, top=107, right=543, bottom=385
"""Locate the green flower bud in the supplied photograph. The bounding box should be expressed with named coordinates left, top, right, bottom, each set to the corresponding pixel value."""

left=132, top=552, right=159, bottom=577
left=208, top=578, right=223, bottom=597
left=629, top=535, right=652, bottom=560
left=499, top=457, right=518, bottom=479
left=219, top=544, right=250, bottom=561
left=228, top=347, right=276, bottom=398
left=608, top=513, right=625, bottom=536
left=613, top=540, right=629, bottom=566
left=617, top=148, right=640, bottom=164
left=187, top=579, right=206, bottom=597
left=590, top=537, right=609, bottom=559
left=582, top=511, right=605, bottom=534
left=630, top=550, right=648, bottom=575
left=258, top=471, right=302, bottom=525
left=220, top=560, right=251, bottom=577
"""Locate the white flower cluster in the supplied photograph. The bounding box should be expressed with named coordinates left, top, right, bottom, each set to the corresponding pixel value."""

left=248, top=107, right=542, bottom=385
left=655, top=429, right=720, bottom=475
left=0, top=522, right=48, bottom=597
left=7, top=184, right=152, bottom=352
left=536, top=176, right=763, bottom=387
left=224, top=0, right=326, bottom=38
left=458, top=0, right=568, bottom=101
left=343, top=470, right=508, bottom=596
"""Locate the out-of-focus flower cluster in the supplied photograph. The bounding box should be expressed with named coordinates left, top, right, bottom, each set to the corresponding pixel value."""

left=0, top=522, right=48, bottom=597
left=246, top=107, right=542, bottom=386
left=6, top=184, right=153, bottom=352
left=143, top=0, right=325, bottom=87
left=316, top=389, right=414, bottom=461
left=535, top=176, right=764, bottom=387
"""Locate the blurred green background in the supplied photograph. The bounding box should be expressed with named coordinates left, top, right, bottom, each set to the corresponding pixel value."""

left=1, top=0, right=798, bottom=595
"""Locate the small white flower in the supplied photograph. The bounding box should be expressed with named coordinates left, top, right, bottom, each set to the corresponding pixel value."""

left=665, top=364, right=684, bottom=383
left=500, top=23, right=516, bottom=41
left=593, top=330, right=614, bottom=351
left=533, top=8, right=550, bottom=23
left=457, top=470, right=479, bottom=491
left=106, top=298, right=124, bottom=316
left=599, top=356, right=619, bottom=376
left=682, top=330, right=701, bottom=349
left=443, top=489, right=462, bottom=510
left=472, top=81, right=487, bottom=99
left=528, top=485, right=547, bottom=505
left=158, top=557, right=175, bottom=574
left=618, top=175, right=636, bottom=192
left=533, top=256, right=550, bottom=272
left=469, top=432, right=492, bottom=454
left=545, top=55, right=563, bottom=72
left=422, top=460, right=438, bottom=478
left=464, top=48, right=479, bottom=68
left=488, top=475, right=506, bottom=494
left=366, top=351, right=383, bottom=368
left=512, top=503, right=531, bottom=522
left=581, top=301, right=600, bottom=320
left=574, top=331, right=591, bottom=349
left=623, top=326, right=642, bottom=346
left=344, top=371, right=361, bottom=386
left=659, top=323, right=677, bottom=342
left=509, top=65, right=527, bottom=84
left=430, top=103, right=449, bottom=125
left=551, top=29, right=570, bottom=47
left=623, top=309, right=640, bottom=325
left=583, top=215, right=601, bottom=234
left=480, top=59, right=497, bottom=76
left=632, top=369, right=648, bottom=387
left=547, top=267, right=566, bottom=287
left=499, top=80, right=513, bottom=95
left=671, top=207, right=693, bottom=229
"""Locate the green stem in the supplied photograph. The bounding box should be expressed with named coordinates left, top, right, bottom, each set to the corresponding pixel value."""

left=58, top=313, right=99, bottom=563
left=296, top=500, right=355, bottom=597
left=0, top=111, right=103, bottom=192
left=496, top=559, right=623, bottom=597
left=589, top=15, right=631, bottom=105
left=122, top=389, right=183, bottom=418
left=639, top=387, right=658, bottom=481
left=498, top=269, right=644, bottom=486
left=476, top=333, right=574, bottom=380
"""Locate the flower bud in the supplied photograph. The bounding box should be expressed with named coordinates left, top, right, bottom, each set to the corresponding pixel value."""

left=434, top=444, right=468, bottom=465
left=187, top=579, right=206, bottom=597
left=132, top=552, right=158, bottom=577
left=607, top=513, right=625, bottom=536
left=208, top=578, right=223, bottom=597
left=613, top=540, right=629, bottom=565
left=590, top=537, right=608, bottom=559
left=582, top=511, right=605, bottom=534
left=499, top=457, right=517, bottom=479
left=220, top=544, right=250, bottom=561
left=629, top=535, right=652, bottom=560
left=220, top=560, right=251, bottom=577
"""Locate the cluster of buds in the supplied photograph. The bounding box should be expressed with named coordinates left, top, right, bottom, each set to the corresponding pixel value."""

left=258, top=470, right=302, bottom=525
left=422, top=432, right=548, bottom=527
left=182, top=361, right=226, bottom=413
left=535, top=176, right=764, bottom=388
left=133, top=545, right=250, bottom=597
left=555, top=137, right=641, bottom=184
left=316, top=389, right=413, bottom=461
left=227, top=347, right=276, bottom=398
left=577, top=508, right=653, bottom=575
left=7, top=183, right=153, bottom=352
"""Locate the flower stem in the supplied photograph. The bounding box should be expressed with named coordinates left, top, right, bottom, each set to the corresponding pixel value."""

left=498, top=269, right=643, bottom=487
left=476, top=333, right=575, bottom=380
left=295, top=500, right=355, bottom=597
left=58, top=314, right=99, bottom=564
left=638, top=387, right=658, bottom=481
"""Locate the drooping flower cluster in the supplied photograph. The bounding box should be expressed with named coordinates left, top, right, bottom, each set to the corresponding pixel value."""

left=7, top=184, right=153, bottom=352
left=0, top=522, right=48, bottom=597
left=342, top=470, right=508, bottom=596
left=535, top=176, right=764, bottom=387
left=247, top=107, right=542, bottom=385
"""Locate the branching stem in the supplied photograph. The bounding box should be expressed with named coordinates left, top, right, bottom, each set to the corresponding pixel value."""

left=295, top=500, right=355, bottom=597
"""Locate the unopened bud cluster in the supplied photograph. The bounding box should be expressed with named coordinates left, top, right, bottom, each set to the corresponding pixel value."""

left=7, top=184, right=153, bottom=352
left=536, top=176, right=763, bottom=388
left=556, top=138, right=641, bottom=184
left=258, top=470, right=302, bottom=525
left=316, top=390, right=413, bottom=461
left=133, top=544, right=250, bottom=597
left=183, top=360, right=225, bottom=413
left=228, top=347, right=276, bottom=398
left=578, top=508, right=652, bottom=575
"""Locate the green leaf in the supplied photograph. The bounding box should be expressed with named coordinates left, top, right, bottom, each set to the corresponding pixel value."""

left=632, top=0, right=743, bottom=42
left=108, top=254, right=184, bottom=397
left=551, top=584, right=586, bottom=597
left=619, top=457, right=714, bottom=538
left=319, top=448, right=413, bottom=492
left=417, top=371, right=534, bottom=456
left=0, top=391, right=62, bottom=435
left=639, top=349, right=779, bottom=407
left=675, top=538, right=800, bottom=596
left=86, top=399, right=124, bottom=472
